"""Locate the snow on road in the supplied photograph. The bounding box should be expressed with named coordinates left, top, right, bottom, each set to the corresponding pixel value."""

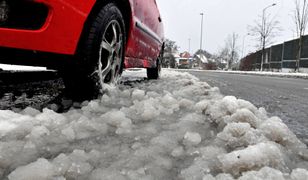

left=0, top=69, right=307, bottom=180
left=177, top=69, right=308, bottom=79
left=0, top=64, right=47, bottom=71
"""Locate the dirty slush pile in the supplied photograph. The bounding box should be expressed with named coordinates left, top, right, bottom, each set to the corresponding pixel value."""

left=0, top=69, right=307, bottom=180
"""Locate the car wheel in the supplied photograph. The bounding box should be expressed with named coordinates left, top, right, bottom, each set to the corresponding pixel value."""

left=61, top=3, right=126, bottom=101
left=147, top=47, right=163, bottom=79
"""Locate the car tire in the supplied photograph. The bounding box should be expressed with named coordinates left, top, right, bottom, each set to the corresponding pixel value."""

left=147, top=47, right=163, bottom=79
left=61, top=3, right=126, bottom=101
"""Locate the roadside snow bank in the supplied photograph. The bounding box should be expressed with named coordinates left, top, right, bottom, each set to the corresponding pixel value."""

left=0, top=69, right=307, bottom=180
left=178, top=69, right=308, bottom=79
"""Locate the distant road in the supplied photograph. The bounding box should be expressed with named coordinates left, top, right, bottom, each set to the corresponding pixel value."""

left=186, top=70, right=308, bottom=144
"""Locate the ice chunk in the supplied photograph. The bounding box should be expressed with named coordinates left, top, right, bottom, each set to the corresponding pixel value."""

left=81, top=100, right=89, bottom=107
left=66, top=161, right=93, bottom=179
left=199, top=146, right=227, bottom=160
left=89, top=169, right=127, bottom=180
left=171, top=146, right=185, bottom=157
left=181, top=146, right=227, bottom=180
left=4, top=116, right=36, bottom=140
left=48, top=103, right=60, bottom=112
left=0, top=141, right=25, bottom=169
left=221, top=96, right=239, bottom=115
left=61, top=126, right=75, bottom=141
left=153, top=156, right=173, bottom=170
left=52, top=154, right=71, bottom=175
left=205, top=96, right=239, bottom=124
left=69, top=149, right=90, bottom=162
left=202, top=174, right=237, bottom=180
left=28, top=126, right=50, bottom=139
left=72, top=116, right=108, bottom=139
left=52, top=150, right=93, bottom=179
left=101, top=111, right=132, bottom=134
left=126, top=168, right=153, bottom=180
left=82, top=100, right=104, bottom=113
left=132, top=89, right=145, bottom=101
left=230, top=108, right=260, bottom=128
left=161, top=94, right=179, bottom=113
left=202, top=174, right=215, bottom=180
left=217, top=122, right=265, bottom=149
left=218, top=122, right=251, bottom=139
left=194, top=99, right=209, bottom=113
left=260, top=117, right=304, bottom=148
left=179, top=98, right=194, bottom=110
left=35, top=109, right=67, bottom=129
left=141, top=98, right=160, bottom=121
left=256, top=107, right=268, bottom=121
left=147, top=91, right=160, bottom=98
left=0, top=121, right=17, bottom=137
left=237, top=99, right=258, bottom=114
left=215, top=173, right=234, bottom=180
left=22, top=107, right=40, bottom=116
left=218, top=142, right=285, bottom=176
left=238, top=167, right=284, bottom=180
left=290, top=168, right=308, bottom=180
left=183, top=132, right=202, bottom=146
left=150, top=133, right=179, bottom=152
left=181, top=158, right=211, bottom=180
left=8, top=158, right=55, bottom=180
left=0, top=110, right=20, bottom=120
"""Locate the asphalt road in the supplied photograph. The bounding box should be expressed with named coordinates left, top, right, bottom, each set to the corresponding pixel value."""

left=187, top=70, right=308, bottom=144
left=0, top=71, right=64, bottom=111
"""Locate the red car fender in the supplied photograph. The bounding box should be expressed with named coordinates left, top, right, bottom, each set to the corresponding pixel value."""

left=0, top=0, right=96, bottom=55
left=125, top=0, right=164, bottom=68
left=0, top=0, right=164, bottom=69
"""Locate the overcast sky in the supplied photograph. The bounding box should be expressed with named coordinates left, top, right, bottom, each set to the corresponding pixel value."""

left=156, top=0, right=302, bottom=56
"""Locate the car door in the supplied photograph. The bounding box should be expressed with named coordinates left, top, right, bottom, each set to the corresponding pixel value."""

left=132, top=0, right=163, bottom=65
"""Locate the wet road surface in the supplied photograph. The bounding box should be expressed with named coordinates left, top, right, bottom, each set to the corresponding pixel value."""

left=187, top=70, right=308, bottom=144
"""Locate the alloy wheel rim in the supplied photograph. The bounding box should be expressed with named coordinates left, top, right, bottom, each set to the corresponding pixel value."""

left=97, top=20, right=123, bottom=90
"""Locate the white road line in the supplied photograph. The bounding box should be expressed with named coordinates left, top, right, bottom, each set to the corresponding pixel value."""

left=304, top=88, right=308, bottom=90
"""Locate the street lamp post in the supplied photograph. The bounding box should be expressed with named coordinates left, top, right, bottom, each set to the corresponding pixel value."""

left=261, top=3, right=276, bottom=71
left=200, top=13, right=204, bottom=52
left=241, top=33, right=250, bottom=60
left=188, top=38, right=191, bottom=54
left=199, top=13, right=204, bottom=68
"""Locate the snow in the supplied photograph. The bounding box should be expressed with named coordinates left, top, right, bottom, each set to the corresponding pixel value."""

left=183, top=132, right=202, bottom=146
left=218, top=70, right=308, bottom=79
left=8, top=158, right=55, bottom=180
left=0, top=69, right=307, bottom=179
left=177, top=69, right=308, bottom=79
left=0, top=64, right=47, bottom=71
left=218, top=142, right=286, bottom=176
left=196, top=54, right=209, bottom=63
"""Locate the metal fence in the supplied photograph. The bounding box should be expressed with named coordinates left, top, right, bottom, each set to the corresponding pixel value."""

left=240, top=35, right=308, bottom=71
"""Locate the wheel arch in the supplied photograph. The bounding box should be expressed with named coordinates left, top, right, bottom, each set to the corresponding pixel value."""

left=76, top=0, right=132, bottom=55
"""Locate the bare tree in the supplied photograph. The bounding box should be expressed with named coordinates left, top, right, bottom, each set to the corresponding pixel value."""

left=227, top=33, right=240, bottom=69
left=163, top=39, right=179, bottom=68
left=216, top=47, right=230, bottom=69
left=164, top=39, right=179, bottom=53
left=248, top=5, right=280, bottom=71
left=293, top=0, right=308, bottom=72
left=218, top=33, right=239, bottom=70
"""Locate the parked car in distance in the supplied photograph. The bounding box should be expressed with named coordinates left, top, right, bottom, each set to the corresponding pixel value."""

left=177, top=58, right=193, bottom=69
left=0, top=0, right=164, bottom=100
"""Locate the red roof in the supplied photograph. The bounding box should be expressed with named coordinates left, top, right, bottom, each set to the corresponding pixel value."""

left=180, top=51, right=190, bottom=58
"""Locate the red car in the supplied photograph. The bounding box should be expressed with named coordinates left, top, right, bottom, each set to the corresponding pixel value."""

left=0, top=0, right=164, bottom=100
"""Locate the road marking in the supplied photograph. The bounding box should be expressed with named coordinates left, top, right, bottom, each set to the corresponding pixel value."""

left=304, top=88, right=308, bottom=90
